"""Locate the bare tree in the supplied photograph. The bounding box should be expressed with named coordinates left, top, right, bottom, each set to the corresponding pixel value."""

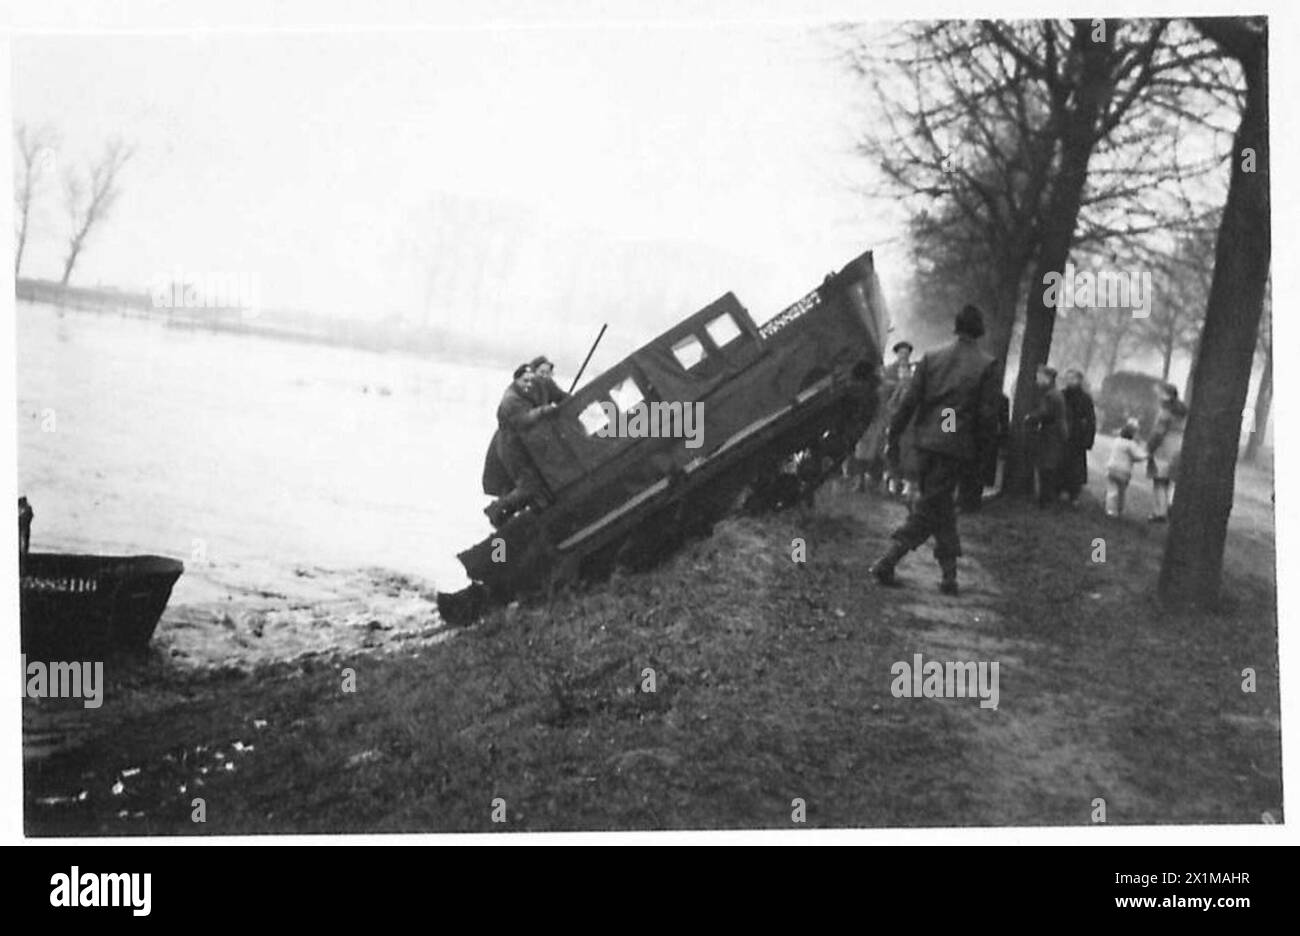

left=845, top=21, right=1063, bottom=383
left=13, top=123, right=57, bottom=279
left=1047, top=282, right=1143, bottom=388
left=1158, top=17, right=1269, bottom=608
left=1098, top=309, right=1138, bottom=381
left=60, top=138, right=134, bottom=287
left=1134, top=225, right=1216, bottom=380
left=1048, top=301, right=1101, bottom=377
left=997, top=18, right=1173, bottom=495
left=900, top=196, right=1012, bottom=344
left=846, top=19, right=1238, bottom=494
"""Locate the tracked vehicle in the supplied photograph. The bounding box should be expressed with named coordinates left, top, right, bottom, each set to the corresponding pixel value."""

left=437, top=250, right=890, bottom=623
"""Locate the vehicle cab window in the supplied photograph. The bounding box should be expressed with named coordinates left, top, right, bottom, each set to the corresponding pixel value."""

left=705, top=312, right=742, bottom=349
left=578, top=401, right=611, bottom=436
left=609, top=376, right=645, bottom=412
left=671, top=334, right=708, bottom=369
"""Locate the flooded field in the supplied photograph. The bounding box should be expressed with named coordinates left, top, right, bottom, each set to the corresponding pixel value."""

left=16, top=301, right=507, bottom=668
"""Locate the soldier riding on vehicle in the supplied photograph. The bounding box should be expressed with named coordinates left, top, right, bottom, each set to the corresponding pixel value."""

left=482, top=363, right=560, bottom=528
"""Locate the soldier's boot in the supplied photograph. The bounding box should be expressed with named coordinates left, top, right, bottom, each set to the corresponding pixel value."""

left=870, top=540, right=909, bottom=587
left=938, top=558, right=959, bottom=596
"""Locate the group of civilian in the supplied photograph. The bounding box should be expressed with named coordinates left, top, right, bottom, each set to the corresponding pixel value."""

left=855, top=304, right=1191, bottom=595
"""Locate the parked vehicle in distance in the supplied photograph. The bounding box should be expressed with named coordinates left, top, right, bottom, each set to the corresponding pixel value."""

left=1096, top=370, right=1164, bottom=436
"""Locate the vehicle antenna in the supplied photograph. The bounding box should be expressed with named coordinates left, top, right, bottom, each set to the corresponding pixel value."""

left=567, top=323, right=608, bottom=395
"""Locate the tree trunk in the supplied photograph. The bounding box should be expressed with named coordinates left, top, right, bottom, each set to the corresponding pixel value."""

left=1080, top=314, right=1101, bottom=380
left=1242, top=339, right=1272, bottom=463
left=1158, top=23, right=1269, bottom=608
left=1161, top=333, right=1174, bottom=381
left=1183, top=330, right=1202, bottom=405
left=983, top=260, right=1024, bottom=390
left=14, top=221, right=28, bottom=280
left=1003, top=27, right=1117, bottom=497
left=60, top=241, right=82, bottom=287
left=1103, top=320, right=1126, bottom=378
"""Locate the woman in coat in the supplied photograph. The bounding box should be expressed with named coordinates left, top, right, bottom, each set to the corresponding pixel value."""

left=1146, top=383, right=1188, bottom=522
left=1027, top=365, right=1070, bottom=508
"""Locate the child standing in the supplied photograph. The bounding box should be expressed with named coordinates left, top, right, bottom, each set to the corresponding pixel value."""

left=1106, top=419, right=1148, bottom=518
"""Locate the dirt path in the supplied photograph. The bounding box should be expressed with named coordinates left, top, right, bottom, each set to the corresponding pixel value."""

left=792, top=473, right=1280, bottom=826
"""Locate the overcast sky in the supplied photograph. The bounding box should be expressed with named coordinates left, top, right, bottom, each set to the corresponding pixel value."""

left=12, top=21, right=904, bottom=334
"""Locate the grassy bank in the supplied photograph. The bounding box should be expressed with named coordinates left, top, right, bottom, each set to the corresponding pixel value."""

left=25, top=471, right=1281, bottom=834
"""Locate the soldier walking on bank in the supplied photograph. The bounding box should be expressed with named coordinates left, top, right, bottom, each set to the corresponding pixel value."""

left=869, top=305, right=1000, bottom=595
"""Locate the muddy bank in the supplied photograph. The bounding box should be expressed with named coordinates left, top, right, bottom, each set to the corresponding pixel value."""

left=22, top=565, right=450, bottom=771
left=158, top=565, right=448, bottom=671
left=24, top=465, right=1281, bottom=834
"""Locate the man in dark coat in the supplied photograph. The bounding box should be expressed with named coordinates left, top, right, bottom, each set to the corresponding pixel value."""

left=869, top=305, right=1000, bottom=595
left=1060, top=369, right=1096, bottom=506
left=1026, top=365, right=1070, bottom=508
left=852, top=341, right=915, bottom=494
left=881, top=341, right=918, bottom=498
left=957, top=389, right=1008, bottom=512
left=482, top=364, right=559, bottom=527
